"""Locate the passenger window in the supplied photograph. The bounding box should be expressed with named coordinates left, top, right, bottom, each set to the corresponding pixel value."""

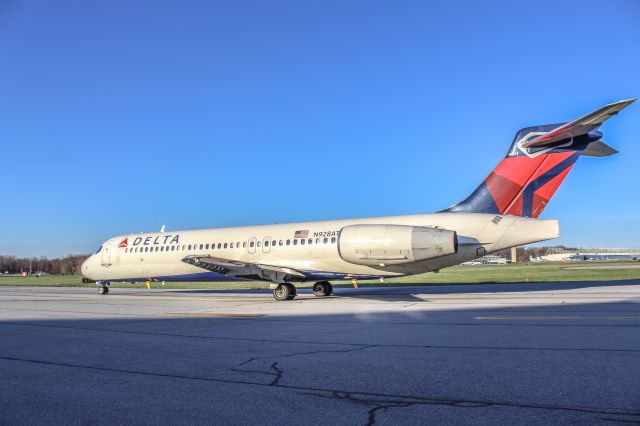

left=293, top=239, right=298, bottom=246
left=230, top=242, right=235, bottom=248
left=171, top=246, right=175, bottom=251
left=264, top=240, right=269, bottom=247
left=218, top=243, right=222, bottom=249
left=300, top=239, right=305, bottom=245
left=205, top=244, right=209, bottom=249
left=243, top=242, right=247, bottom=248
left=323, top=238, right=328, bottom=244
left=155, top=247, right=159, bottom=252
left=257, top=241, right=261, bottom=247
left=250, top=241, right=254, bottom=248
left=224, top=243, right=228, bottom=249
left=160, top=246, right=164, bottom=252
left=331, top=237, right=336, bottom=243
left=316, top=238, right=321, bottom=244
left=236, top=242, right=240, bottom=247
left=286, top=239, right=290, bottom=246
left=188, top=245, right=192, bottom=250
left=279, top=240, right=283, bottom=246
left=308, top=238, right=313, bottom=245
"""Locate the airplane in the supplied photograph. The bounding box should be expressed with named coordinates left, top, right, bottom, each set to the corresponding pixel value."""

left=81, top=99, right=635, bottom=300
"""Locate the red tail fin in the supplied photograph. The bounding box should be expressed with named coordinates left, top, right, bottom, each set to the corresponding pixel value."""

left=445, top=100, right=634, bottom=217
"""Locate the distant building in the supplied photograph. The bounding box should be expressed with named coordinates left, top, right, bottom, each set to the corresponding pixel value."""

left=541, top=247, right=640, bottom=262
left=462, top=255, right=508, bottom=265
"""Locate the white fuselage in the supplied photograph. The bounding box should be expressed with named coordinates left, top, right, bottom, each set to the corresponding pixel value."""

left=82, top=212, right=559, bottom=283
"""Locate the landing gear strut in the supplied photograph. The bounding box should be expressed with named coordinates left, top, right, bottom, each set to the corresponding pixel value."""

left=313, top=281, right=333, bottom=297
left=96, top=281, right=110, bottom=295
left=272, top=283, right=296, bottom=301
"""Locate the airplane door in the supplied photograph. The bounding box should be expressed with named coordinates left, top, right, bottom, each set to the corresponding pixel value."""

left=262, top=236, right=271, bottom=253
left=247, top=237, right=257, bottom=254
left=101, top=245, right=111, bottom=266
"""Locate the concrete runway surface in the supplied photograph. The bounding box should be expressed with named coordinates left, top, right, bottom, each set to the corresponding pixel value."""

left=1, top=281, right=639, bottom=425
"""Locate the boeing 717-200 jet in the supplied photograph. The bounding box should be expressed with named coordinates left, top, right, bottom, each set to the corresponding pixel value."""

left=82, top=99, right=635, bottom=300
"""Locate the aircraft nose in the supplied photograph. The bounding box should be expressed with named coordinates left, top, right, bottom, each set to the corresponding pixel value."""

left=81, top=255, right=93, bottom=277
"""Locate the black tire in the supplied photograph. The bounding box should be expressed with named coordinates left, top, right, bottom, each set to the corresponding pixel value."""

left=273, top=284, right=291, bottom=301
left=98, top=286, right=106, bottom=295
left=313, top=282, right=329, bottom=297
left=326, top=282, right=333, bottom=296
left=286, top=284, right=296, bottom=300
left=104, top=286, right=109, bottom=294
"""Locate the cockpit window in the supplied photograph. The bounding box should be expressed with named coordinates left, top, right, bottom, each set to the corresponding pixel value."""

left=95, top=246, right=103, bottom=254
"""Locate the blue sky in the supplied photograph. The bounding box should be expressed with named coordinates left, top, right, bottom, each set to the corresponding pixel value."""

left=0, top=0, right=638, bottom=257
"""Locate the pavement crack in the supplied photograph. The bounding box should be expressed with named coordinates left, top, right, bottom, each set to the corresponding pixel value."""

left=231, top=362, right=284, bottom=386
left=1, top=354, right=639, bottom=422
left=238, top=345, right=374, bottom=366
left=269, top=362, right=283, bottom=386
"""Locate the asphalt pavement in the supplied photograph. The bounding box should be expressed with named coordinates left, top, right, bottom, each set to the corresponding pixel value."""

left=1, top=281, right=639, bottom=425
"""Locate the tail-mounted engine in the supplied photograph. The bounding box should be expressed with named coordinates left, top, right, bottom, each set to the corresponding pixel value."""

left=338, top=224, right=458, bottom=267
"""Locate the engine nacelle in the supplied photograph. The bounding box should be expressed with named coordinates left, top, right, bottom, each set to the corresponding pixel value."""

left=338, top=224, right=458, bottom=266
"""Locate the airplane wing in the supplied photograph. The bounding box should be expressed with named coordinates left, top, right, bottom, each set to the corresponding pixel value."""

left=181, top=255, right=306, bottom=283
left=523, top=99, right=636, bottom=148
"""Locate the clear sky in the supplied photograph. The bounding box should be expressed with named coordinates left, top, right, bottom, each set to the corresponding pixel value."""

left=0, top=0, right=638, bottom=257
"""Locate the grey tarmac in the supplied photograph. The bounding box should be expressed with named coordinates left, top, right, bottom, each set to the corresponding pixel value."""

left=1, top=281, right=639, bottom=425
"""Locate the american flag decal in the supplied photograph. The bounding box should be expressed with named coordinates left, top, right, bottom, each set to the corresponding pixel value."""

left=294, top=230, right=309, bottom=238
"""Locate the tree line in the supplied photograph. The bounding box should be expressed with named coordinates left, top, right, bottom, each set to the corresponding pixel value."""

left=0, top=255, right=90, bottom=275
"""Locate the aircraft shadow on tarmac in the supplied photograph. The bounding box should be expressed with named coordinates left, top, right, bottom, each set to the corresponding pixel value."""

left=172, top=279, right=640, bottom=303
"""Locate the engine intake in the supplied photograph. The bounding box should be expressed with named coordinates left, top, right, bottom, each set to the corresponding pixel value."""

left=338, top=224, right=458, bottom=266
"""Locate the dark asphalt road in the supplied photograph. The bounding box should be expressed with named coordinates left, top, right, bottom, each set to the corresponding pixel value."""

left=1, top=282, right=639, bottom=425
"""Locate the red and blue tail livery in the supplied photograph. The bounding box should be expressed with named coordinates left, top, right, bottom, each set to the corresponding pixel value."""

left=445, top=99, right=635, bottom=218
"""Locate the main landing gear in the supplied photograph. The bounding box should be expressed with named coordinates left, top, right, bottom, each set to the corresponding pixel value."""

left=96, top=281, right=110, bottom=295
left=272, top=283, right=296, bottom=301
left=271, top=281, right=334, bottom=301
left=313, top=281, right=333, bottom=297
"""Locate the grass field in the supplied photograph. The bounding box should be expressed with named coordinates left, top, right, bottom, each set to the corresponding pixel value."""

left=1, top=262, right=639, bottom=290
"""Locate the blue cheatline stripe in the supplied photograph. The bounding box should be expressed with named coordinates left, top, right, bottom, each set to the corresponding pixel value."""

left=96, top=270, right=390, bottom=283
left=521, top=152, right=580, bottom=217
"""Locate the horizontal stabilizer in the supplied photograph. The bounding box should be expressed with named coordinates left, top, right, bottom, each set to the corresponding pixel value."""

left=523, top=99, right=636, bottom=148
left=582, top=140, right=618, bottom=157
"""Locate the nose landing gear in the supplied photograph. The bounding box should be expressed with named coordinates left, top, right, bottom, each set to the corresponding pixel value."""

left=96, top=281, right=110, bottom=295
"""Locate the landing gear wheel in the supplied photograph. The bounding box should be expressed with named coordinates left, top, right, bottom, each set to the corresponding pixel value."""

left=326, top=282, right=333, bottom=296
left=313, top=281, right=332, bottom=297
left=287, top=284, right=296, bottom=300
left=97, top=281, right=110, bottom=295
left=273, top=283, right=296, bottom=301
